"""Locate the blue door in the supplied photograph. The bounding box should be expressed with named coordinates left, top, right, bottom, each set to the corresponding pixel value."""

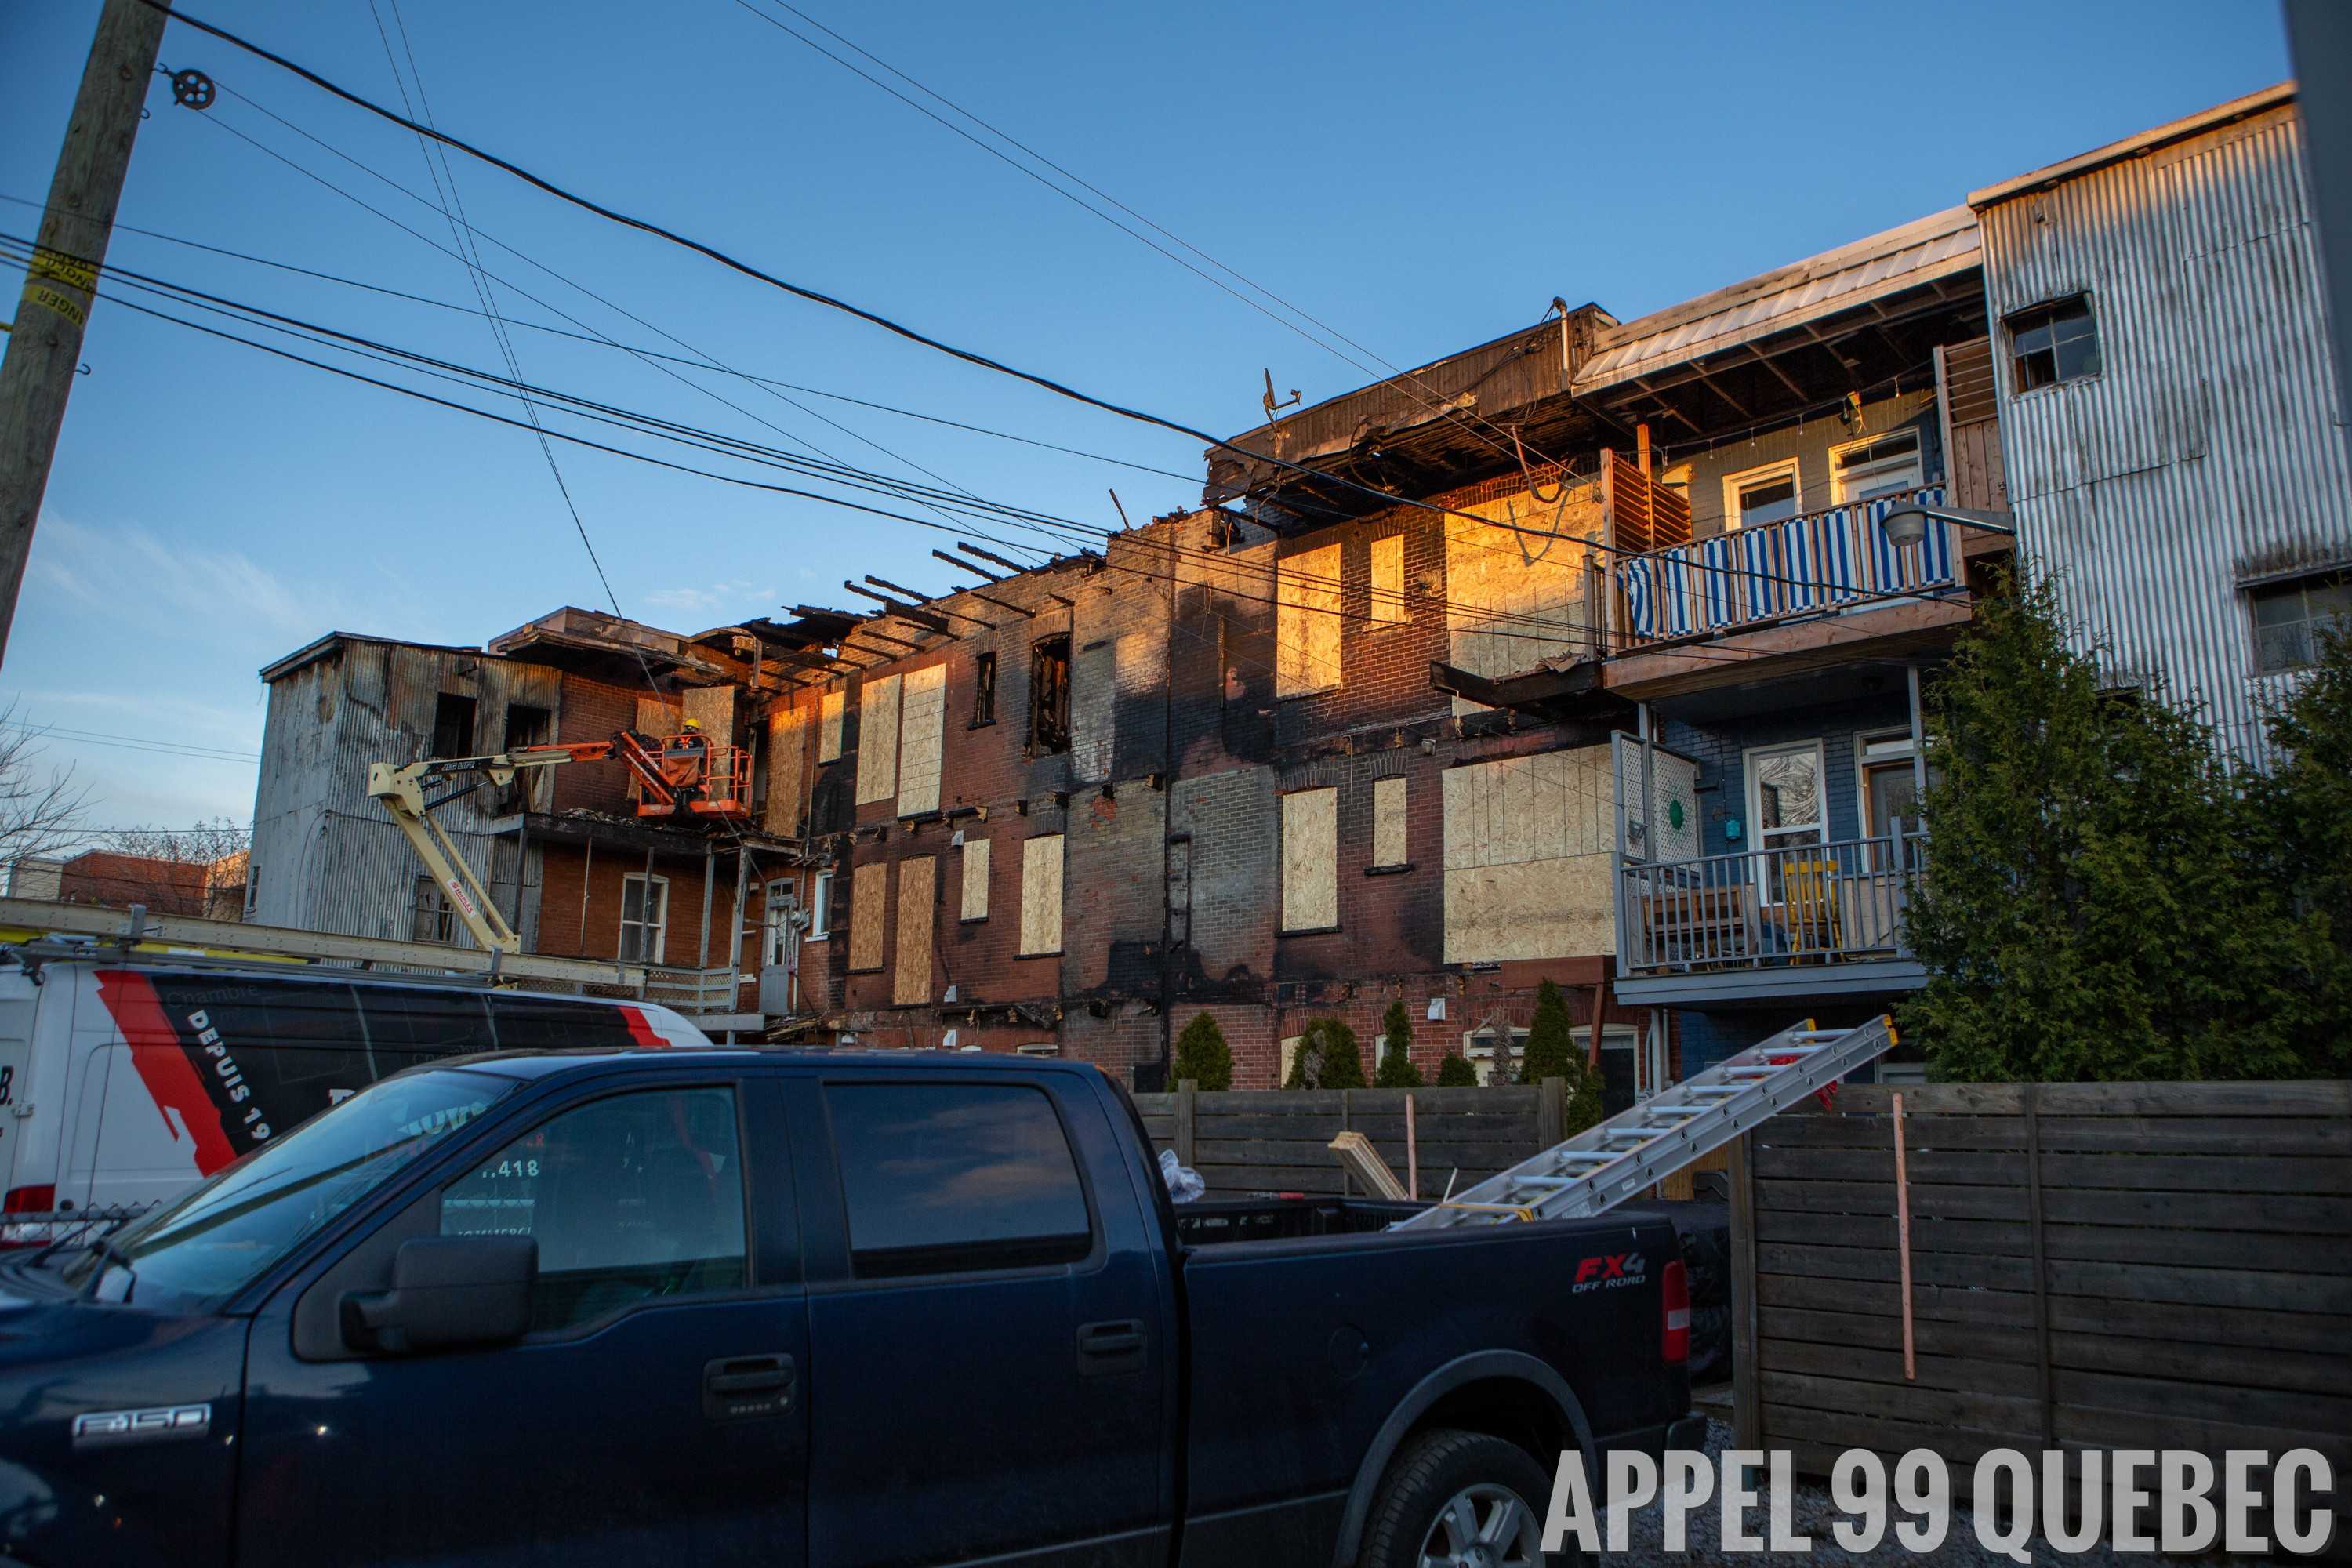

left=238, top=1075, right=808, bottom=1566
left=790, top=1073, right=1171, bottom=1566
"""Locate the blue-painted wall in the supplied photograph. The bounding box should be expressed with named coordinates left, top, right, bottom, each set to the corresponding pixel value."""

left=1660, top=690, right=1915, bottom=858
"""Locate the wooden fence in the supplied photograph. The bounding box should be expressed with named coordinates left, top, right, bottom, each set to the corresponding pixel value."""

left=1134, top=1083, right=1560, bottom=1199
left=1730, top=1080, right=2352, bottom=1494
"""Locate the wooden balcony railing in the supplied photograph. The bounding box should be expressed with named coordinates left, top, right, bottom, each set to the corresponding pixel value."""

left=1617, top=829, right=1925, bottom=978
left=1612, top=485, right=1958, bottom=650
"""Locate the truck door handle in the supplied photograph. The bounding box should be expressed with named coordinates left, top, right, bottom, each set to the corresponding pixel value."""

left=703, top=1353, right=795, bottom=1419
left=1076, top=1319, right=1146, bottom=1375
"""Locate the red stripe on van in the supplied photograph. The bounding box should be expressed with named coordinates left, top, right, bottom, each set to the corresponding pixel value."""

left=96, top=970, right=240, bottom=1175
left=617, top=1006, right=672, bottom=1049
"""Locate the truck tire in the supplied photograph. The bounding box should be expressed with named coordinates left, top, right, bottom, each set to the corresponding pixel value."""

left=1356, top=1426, right=1573, bottom=1568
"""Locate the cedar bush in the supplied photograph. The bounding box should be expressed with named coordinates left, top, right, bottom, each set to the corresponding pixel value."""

left=1900, top=569, right=2350, bottom=1081
left=1170, top=1011, right=1233, bottom=1091
left=1374, top=1000, right=1424, bottom=1087
left=1518, top=980, right=1578, bottom=1085
left=1436, top=1054, right=1479, bottom=1087
left=1284, top=1017, right=1367, bottom=1089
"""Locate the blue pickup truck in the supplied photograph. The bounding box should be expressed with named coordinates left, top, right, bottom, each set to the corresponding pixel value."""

left=0, top=1047, right=1697, bottom=1567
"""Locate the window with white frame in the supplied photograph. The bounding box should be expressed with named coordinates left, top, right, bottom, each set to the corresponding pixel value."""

left=807, top=869, right=833, bottom=940
left=619, top=873, right=668, bottom=963
left=1462, top=1026, right=1530, bottom=1087
left=1854, top=730, right=1940, bottom=840
left=1722, top=459, right=1801, bottom=532
left=1829, top=430, right=1923, bottom=505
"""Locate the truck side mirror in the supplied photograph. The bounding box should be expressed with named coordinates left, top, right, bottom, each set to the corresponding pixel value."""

left=341, top=1236, right=536, bottom=1355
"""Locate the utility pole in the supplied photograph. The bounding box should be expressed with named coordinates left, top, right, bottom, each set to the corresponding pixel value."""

left=0, top=0, right=173, bottom=664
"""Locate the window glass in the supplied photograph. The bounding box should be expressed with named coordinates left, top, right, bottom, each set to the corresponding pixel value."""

left=1831, top=431, right=1923, bottom=504
left=441, top=1087, right=747, bottom=1333
left=74, top=1067, right=517, bottom=1312
left=2010, top=297, right=2101, bottom=390
left=2250, top=572, right=2352, bottom=674
left=620, top=875, right=666, bottom=963
left=1732, top=471, right=1798, bottom=530
left=826, top=1083, right=1091, bottom=1276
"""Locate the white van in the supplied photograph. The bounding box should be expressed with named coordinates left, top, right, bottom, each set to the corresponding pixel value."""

left=0, top=944, right=710, bottom=1225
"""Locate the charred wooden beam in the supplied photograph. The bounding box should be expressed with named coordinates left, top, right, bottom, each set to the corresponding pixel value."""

left=844, top=582, right=953, bottom=633
left=933, top=548, right=1003, bottom=582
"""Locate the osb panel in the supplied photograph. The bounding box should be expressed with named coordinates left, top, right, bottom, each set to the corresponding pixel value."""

left=848, top=860, right=888, bottom=971
left=762, top=701, right=806, bottom=837
left=1280, top=787, right=1338, bottom=931
left=960, top=837, right=991, bottom=920
left=1276, top=543, right=1343, bottom=696
left=1019, top=833, right=1064, bottom=956
left=818, top=690, right=845, bottom=763
left=681, top=685, right=735, bottom=738
left=1370, top=534, right=1407, bottom=624
left=894, top=855, right=935, bottom=1005
left=1441, top=747, right=1616, bottom=962
left=1443, top=486, right=1602, bottom=713
left=855, top=673, right=902, bottom=805
left=630, top=697, right=682, bottom=806
left=896, top=663, right=948, bottom=815
left=1443, top=856, right=1613, bottom=964
left=1372, top=775, right=1409, bottom=868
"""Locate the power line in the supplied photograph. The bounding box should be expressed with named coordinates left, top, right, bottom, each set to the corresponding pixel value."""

left=0, top=721, right=259, bottom=762
left=138, top=0, right=1635, bottom=545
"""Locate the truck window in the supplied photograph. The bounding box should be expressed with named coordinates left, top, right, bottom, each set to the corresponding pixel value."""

left=441, top=1087, right=748, bottom=1333
left=825, top=1083, right=1091, bottom=1278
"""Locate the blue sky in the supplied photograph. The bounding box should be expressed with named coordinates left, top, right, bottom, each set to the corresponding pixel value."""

left=0, top=0, right=2292, bottom=830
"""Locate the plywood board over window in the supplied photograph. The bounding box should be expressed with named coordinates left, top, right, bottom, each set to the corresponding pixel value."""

left=1018, top=834, right=1064, bottom=956
left=1370, top=535, right=1408, bottom=624
left=1372, top=775, right=1409, bottom=867
left=1440, top=747, right=1614, bottom=963
left=1443, top=486, right=1600, bottom=713
left=960, top=837, right=991, bottom=921
left=818, top=690, right=845, bottom=763
left=848, top=860, right=888, bottom=971
left=894, top=856, right=935, bottom=1005
left=896, top=663, right=948, bottom=815
left=855, top=673, right=902, bottom=805
left=1276, top=543, right=1343, bottom=696
left=1281, top=787, right=1338, bottom=931
left=763, top=702, right=808, bottom=837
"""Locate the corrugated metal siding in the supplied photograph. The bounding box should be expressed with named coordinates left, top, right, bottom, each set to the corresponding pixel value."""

left=1980, top=104, right=2352, bottom=756
left=248, top=641, right=560, bottom=945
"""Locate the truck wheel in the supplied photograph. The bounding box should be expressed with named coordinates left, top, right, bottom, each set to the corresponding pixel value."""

left=1357, top=1426, right=1570, bottom=1568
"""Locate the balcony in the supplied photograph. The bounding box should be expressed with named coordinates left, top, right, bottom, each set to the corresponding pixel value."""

left=1614, top=831, right=1929, bottom=1004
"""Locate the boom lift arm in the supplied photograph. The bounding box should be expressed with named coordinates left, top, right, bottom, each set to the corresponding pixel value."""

left=368, top=730, right=749, bottom=956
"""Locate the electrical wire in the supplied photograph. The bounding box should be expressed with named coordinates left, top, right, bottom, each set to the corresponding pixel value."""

left=0, top=722, right=258, bottom=762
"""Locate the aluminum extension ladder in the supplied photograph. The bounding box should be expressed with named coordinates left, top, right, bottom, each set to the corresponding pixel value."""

left=1390, top=1014, right=1898, bottom=1230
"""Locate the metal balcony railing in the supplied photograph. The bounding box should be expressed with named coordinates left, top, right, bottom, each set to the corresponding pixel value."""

left=1617, top=829, right=1925, bottom=978
left=1613, top=485, right=1958, bottom=649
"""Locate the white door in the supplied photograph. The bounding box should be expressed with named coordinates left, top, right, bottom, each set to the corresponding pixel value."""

left=1745, top=740, right=1827, bottom=901
left=758, top=878, right=798, bottom=1014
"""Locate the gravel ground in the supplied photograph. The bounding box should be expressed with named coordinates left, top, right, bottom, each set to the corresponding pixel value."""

left=1604, top=1419, right=2136, bottom=1567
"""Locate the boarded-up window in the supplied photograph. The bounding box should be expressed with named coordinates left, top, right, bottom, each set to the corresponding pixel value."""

left=960, top=837, right=991, bottom=921
left=1440, top=747, right=1614, bottom=964
left=1281, top=787, right=1338, bottom=931
left=1443, top=486, right=1601, bottom=713
left=763, top=702, right=807, bottom=837
left=1278, top=1035, right=1304, bottom=1089
left=855, top=673, right=902, bottom=805
left=897, top=663, right=947, bottom=815
left=1372, top=775, right=1408, bottom=867
left=1276, top=543, right=1343, bottom=696
left=1018, top=834, right=1064, bottom=956
left=818, top=690, right=845, bottom=763
left=848, top=860, right=888, bottom=971
left=893, top=857, right=934, bottom=1005
left=1370, top=535, right=1407, bottom=624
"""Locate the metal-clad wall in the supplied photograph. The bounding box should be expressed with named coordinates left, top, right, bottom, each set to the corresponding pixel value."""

left=1980, top=103, right=2352, bottom=755
left=248, top=641, right=560, bottom=944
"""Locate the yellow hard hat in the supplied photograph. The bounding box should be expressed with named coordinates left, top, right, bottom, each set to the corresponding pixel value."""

left=681, top=718, right=702, bottom=731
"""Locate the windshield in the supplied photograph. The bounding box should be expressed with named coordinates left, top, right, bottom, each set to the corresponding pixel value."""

left=64, top=1066, right=518, bottom=1312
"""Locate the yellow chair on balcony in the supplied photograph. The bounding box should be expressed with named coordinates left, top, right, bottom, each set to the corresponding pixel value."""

left=1780, top=860, right=1844, bottom=956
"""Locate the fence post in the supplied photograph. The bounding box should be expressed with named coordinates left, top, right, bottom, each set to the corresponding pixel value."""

left=1729, top=1131, right=1760, bottom=1448
left=1537, top=1076, right=1566, bottom=1149
left=1174, top=1080, right=1197, bottom=1169
left=2023, top=1083, right=2054, bottom=1447
left=1341, top=1088, right=1354, bottom=1197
